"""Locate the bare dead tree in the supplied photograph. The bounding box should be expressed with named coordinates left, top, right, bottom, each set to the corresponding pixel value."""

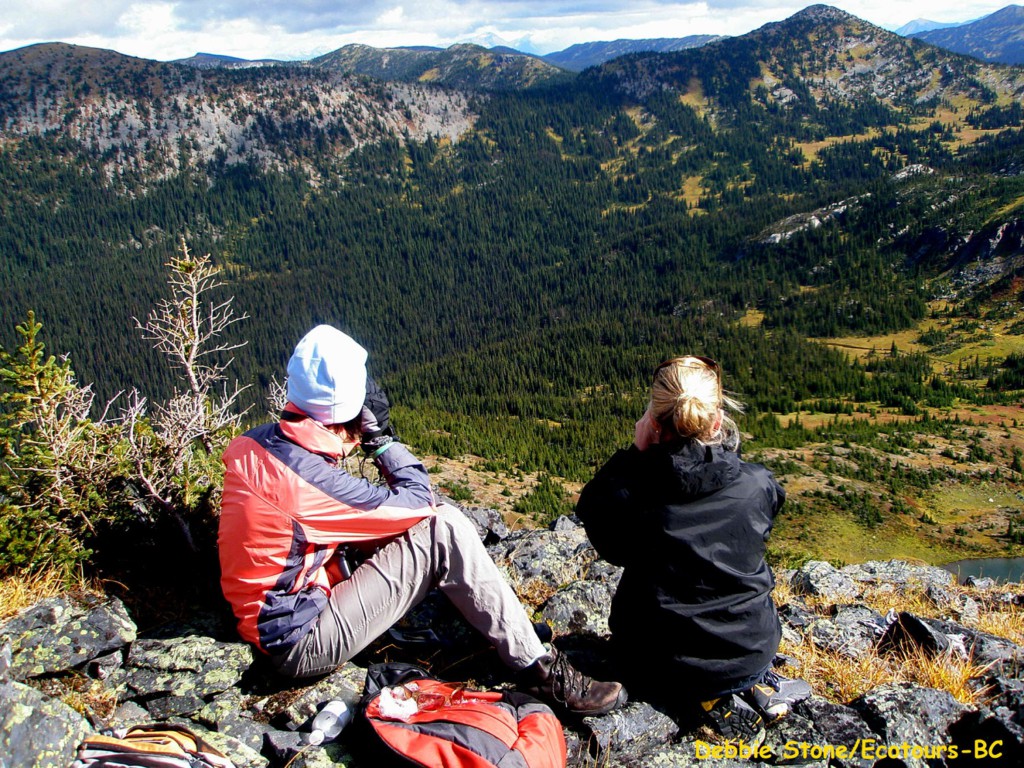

left=124, top=240, right=250, bottom=550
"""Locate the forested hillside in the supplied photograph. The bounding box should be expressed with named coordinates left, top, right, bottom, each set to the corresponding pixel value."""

left=1, top=4, right=1023, bottom=567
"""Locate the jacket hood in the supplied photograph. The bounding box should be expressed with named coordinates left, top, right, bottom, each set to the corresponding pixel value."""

left=656, top=439, right=741, bottom=499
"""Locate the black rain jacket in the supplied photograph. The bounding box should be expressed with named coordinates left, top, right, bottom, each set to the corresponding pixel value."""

left=577, top=439, right=785, bottom=700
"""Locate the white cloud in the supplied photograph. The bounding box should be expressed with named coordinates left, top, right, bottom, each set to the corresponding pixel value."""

left=0, top=0, right=1014, bottom=60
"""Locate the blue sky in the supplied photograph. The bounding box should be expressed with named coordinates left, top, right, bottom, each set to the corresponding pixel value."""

left=0, top=1, right=1011, bottom=61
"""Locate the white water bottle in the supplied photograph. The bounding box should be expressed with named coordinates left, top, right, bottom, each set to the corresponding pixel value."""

left=307, top=700, right=354, bottom=745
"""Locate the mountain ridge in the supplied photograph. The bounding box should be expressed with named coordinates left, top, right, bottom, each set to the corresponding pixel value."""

left=912, top=4, right=1024, bottom=65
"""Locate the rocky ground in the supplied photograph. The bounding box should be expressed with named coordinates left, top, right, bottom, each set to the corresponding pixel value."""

left=2, top=502, right=1024, bottom=768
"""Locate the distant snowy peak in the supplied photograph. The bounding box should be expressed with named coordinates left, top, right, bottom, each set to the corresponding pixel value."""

left=895, top=18, right=962, bottom=36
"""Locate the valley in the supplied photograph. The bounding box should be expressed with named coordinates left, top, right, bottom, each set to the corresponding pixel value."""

left=1, top=4, right=1023, bottom=575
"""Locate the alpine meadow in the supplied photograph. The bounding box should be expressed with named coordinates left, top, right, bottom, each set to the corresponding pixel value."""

left=4, top=2, right=1024, bottom=581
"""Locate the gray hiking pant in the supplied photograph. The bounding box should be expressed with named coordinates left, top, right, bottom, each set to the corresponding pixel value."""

left=271, top=504, right=546, bottom=678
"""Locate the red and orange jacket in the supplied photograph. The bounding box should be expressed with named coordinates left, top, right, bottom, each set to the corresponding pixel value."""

left=218, top=406, right=436, bottom=654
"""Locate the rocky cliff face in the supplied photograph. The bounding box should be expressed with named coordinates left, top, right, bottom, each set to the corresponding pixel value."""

left=0, top=43, right=475, bottom=182
left=2, top=502, right=1023, bottom=767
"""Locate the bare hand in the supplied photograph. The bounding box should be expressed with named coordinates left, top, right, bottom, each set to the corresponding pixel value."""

left=634, top=410, right=660, bottom=451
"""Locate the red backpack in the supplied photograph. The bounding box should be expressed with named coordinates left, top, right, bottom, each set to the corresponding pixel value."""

left=361, top=662, right=567, bottom=768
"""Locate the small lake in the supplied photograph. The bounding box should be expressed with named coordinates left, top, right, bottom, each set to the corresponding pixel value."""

left=943, top=557, right=1024, bottom=585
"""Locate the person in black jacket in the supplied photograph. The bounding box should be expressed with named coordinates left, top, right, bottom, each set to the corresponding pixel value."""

left=576, top=356, right=809, bottom=742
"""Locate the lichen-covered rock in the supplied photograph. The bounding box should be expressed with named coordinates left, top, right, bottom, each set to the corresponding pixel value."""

left=541, top=580, right=615, bottom=637
left=264, top=727, right=357, bottom=767
left=489, top=527, right=596, bottom=585
left=584, top=558, right=623, bottom=588
left=842, top=560, right=955, bottom=592
left=625, top=734, right=769, bottom=767
left=0, top=596, right=136, bottom=681
left=790, top=561, right=859, bottom=603
left=117, top=634, right=253, bottom=718
left=452, top=503, right=510, bottom=544
left=782, top=697, right=876, bottom=768
left=948, top=706, right=1024, bottom=765
left=0, top=680, right=93, bottom=768
left=581, top=700, right=679, bottom=757
left=808, top=605, right=886, bottom=659
left=850, top=683, right=967, bottom=768
left=551, top=514, right=582, bottom=532
left=979, top=674, right=1024, bottom=740
left=193, top=687, right=271, bottom=753
left=274, top=663, right=366, bottom=731
left=920, top=616, right=1024, bottom=670
left=926, top=584, right=980, bottom=624
left=778, top=600, right=817, bottom=648
left=0, top=639, right=11, bottom=682
left=877, top=611, right=952, bottom=657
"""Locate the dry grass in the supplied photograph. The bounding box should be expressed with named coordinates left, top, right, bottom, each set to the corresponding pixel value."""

left=0, top=568, right=69, bottom=621
left=782, top=633, right=991, bottom=705
left=34, top=671, right=120, bottom=721
left=774, top=577, right=1020, bottom=706
left=975, top=587, right=1024, bottom=647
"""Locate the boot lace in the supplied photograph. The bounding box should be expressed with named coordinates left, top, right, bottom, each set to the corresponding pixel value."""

left=549, top=651, right=592, bottom=703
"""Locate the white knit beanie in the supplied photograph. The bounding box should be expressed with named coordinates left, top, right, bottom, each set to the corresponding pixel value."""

left=286, top=325, right=368, bottom=424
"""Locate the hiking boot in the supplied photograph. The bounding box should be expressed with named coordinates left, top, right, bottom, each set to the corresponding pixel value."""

left=743, top=669, right=812, bottom=721
left=522, top=646, right=628, bottom=716
left=701, top=692, right=766, bottom=744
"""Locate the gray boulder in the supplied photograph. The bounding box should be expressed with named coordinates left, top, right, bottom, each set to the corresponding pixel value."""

left=454, top=504, right=510, bottom=544
left=581, top=701, right=679, bottom=758
left=116, top=633, right=254, bottom=719
left=781, top=697, right=877, bottom=768
left=0, top=596, right=136, bottom=681
left=851, top=683, right=967, bottom=768
left=0, top=680, right=93, bottom=768
left=790, top=561, right=860, bottom=603
left=808, top=605, right=887, bottom=659
left=542, top=580, right=616, bottom=637
left=489, top=526, right=596, bottom=585
left=842, top=560, right=955, bottom=591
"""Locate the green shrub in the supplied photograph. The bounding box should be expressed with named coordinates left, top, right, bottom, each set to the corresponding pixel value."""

left=0, top=312, right=122, bottom=578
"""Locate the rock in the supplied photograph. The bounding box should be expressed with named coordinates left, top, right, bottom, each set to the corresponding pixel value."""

left=948, top=707, right=1024, bottom=765
left=541, top=580, right=616, bottom=637
left=0, top=596, right=136, bottom=681
left=88, top=649, right=125, bottom=680
left=783, top=697, right=876, bottom=768
left=0, top=640, right=11, bottom=682
left=920, top=616, right=1024, bottom=670
left=117, top=634, right=254, bottom=719
left=967, top=576, right=998, bottom=589
left=488, top=527, right=595, bottom=585
left=581, top=701, right=679, bottom=757
left=274, top=663, right=366, bottom=731
left=877, top=611, right=951, bottom=657
left=3, top=529, right=1024, bottom=768
left=808, top=605, right=886, bottom=659
left=551, top=514, right=581, bottom=531
left=982, top=674, right=1024, bottom=735
left=842, top=559, right=955, bottom=591
left=193, top=687, right=270, bottom=753
left=926, top=584, right=981, bottom=624
left=0, top=680, right=93, bottom=768
left=790, top=561, right=859, bottom=603
left=456, top=504, right=510, bottom=544
left=850, top=683, right=967, bottom=768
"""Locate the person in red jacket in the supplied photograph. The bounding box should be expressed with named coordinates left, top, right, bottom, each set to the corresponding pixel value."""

left=576, top=356, right=809, bottom=741
left=218, top=324, right=627, bottom=716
